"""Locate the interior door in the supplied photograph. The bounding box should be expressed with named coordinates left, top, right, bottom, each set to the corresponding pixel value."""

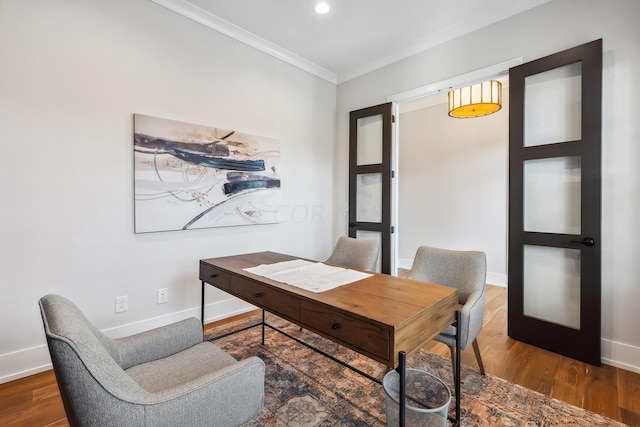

left=348, top=102, right=393, bottom=274
left=508, top=39, right=602, bottom=365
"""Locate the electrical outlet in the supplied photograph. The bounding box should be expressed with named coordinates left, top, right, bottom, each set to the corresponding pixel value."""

left=157, top=288, right=168, bottom=304
left=115, top=295, right=128, bottom=313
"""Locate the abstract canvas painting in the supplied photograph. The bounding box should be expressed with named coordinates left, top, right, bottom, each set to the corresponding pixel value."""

left=133, top=114, right=281, bottom=233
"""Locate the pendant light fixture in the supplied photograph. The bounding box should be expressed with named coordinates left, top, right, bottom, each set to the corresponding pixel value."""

left=448, top=80, right=502, bottom=118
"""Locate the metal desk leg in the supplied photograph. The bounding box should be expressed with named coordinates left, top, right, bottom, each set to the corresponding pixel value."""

left=455, top=310, right=461, bottom=426
left=201, top=280, right=205, bottom=325
left=261, top=309, right=265, bottom=345
left=397, top=351, right=406, bottom=427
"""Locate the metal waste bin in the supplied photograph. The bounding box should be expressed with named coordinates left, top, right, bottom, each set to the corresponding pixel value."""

left=383, top=368, right=451, bottom=427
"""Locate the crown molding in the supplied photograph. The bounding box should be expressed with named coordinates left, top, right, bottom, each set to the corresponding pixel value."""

left=148, top=0, right=338, bottom=84
left=148, top=0, right=549, bottom=86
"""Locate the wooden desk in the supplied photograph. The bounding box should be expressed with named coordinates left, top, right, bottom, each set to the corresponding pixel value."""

left=199, top=251, right=458, bottom=370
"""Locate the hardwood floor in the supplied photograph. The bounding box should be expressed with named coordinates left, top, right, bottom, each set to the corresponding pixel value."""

left=421, top=285, right=640, bottom=426
left=1, top=285, right=639, bottom=426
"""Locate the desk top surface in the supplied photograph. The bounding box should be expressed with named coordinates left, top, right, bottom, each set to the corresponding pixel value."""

left=201, top=251, right=458, bottom=329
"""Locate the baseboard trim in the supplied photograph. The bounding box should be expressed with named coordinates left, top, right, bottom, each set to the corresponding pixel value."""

left=0, top=297, right=256, bottom=384
left=602, top=338, right=640, bottom=374
left=0, top=346, right=53, bottom=384
left=486, top=272, right=507, bottom=288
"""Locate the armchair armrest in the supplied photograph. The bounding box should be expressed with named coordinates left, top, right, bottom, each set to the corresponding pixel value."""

left=115, top=317, right=203, bottom=369
left=458, top=289, right=486, bottom=348
left=460, top=289, right=484, bottom=316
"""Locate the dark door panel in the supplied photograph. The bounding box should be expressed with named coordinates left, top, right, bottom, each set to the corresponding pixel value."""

left=508, top=39, right=602, bottom=365
left=348, top=103, right=393, bottom=274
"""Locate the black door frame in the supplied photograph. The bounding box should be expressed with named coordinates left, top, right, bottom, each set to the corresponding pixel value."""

left=348, top=102, right=393, bottom=274
left=508, top=39, right=602, bottom=365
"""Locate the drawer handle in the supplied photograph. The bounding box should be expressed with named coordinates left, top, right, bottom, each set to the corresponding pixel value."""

left=255, top=292, right=264, bottom=298
left=332, top=323, right=341, bottom=330
left=210, top=273, right=218, bottom=278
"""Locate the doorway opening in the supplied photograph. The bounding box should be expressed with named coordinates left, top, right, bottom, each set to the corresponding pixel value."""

left=387, top=59, right=520, bottom=283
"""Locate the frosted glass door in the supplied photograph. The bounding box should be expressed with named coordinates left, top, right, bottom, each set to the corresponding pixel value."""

left=508, top=40, right=602, bottom=365
left=357, top=114, right=383, bottom=166
left=349, top=103, right=393, bottom=273
left=524, top=156, right=581, bottom=235
left=522, top=63, right=583, bottom=329
left=356, top=173, right=382, bottom=223
left=523, top=245, right=580, bottom=329
left=522, top=155, right=582, bottom=329
left=524, top=62, right=582, bottom=147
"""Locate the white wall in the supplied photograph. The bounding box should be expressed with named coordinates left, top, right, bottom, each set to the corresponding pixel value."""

left=0, top=0, right=337, bottom=382
left=397, top=93, right=508, bottom=287
left=336, top=0, right=640, bottom=372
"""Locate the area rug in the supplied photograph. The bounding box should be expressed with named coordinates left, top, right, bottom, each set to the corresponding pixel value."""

left=207, top=313, right=624, bottom=426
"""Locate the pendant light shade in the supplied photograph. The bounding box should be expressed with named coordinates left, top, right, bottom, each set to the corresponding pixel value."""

left=448, top=80, right=502, bottom=118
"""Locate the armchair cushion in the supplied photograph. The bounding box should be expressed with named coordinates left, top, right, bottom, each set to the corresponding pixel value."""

left=125, top=342, right=237, bottom=393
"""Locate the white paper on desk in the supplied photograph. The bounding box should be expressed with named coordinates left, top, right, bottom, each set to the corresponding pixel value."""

left=323, top=268, right=373, bottom=284
left=243, top=259, right=373, bottom=292
left=243, top=259, right=314, bottom=276
left=292, top=276, right=343, bottom=292
left=292, top=269, right=373, bottom=293
left=291, top=269, right=373, bottom=293
left=265, top=262, right=344, bottom=284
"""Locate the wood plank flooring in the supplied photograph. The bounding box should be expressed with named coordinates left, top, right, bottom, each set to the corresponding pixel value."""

left=1, top=285, right=639, bottom=426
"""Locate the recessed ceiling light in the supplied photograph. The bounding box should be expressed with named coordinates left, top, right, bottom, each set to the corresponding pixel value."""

left=315, top=2, right=330, bottom=14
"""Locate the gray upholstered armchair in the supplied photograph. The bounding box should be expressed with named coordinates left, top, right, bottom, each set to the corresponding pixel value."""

left=325, top=236, right=379, bottom=271
left=39, top=294, right=265, bottom=427
left=407, top=246, right=487, bottom=376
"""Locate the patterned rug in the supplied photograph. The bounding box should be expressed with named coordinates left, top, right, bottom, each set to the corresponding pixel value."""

left=207, top=313, right=624, bottom=426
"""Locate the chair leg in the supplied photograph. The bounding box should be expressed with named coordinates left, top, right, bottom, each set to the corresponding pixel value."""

left=449, top=339, right=486, bottom=377
left=448, top=346, right=457, bottom=381
left=472, top=338, right=486, bottom=376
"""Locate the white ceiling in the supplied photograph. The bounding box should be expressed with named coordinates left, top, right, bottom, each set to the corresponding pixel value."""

left=149, top=0, right=551, bottom=84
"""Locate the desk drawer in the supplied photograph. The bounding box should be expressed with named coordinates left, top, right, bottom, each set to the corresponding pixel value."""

left=300, top=301, right=390, bottom=360
left=231, top=277, right=300, bottom=321
left=200, top=264, right=231, bottom=291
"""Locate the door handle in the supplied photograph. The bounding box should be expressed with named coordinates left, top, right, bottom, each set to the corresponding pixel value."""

left=348, top=223, right=356, bottom=228
left=570, top=237, right=595, bottom=247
